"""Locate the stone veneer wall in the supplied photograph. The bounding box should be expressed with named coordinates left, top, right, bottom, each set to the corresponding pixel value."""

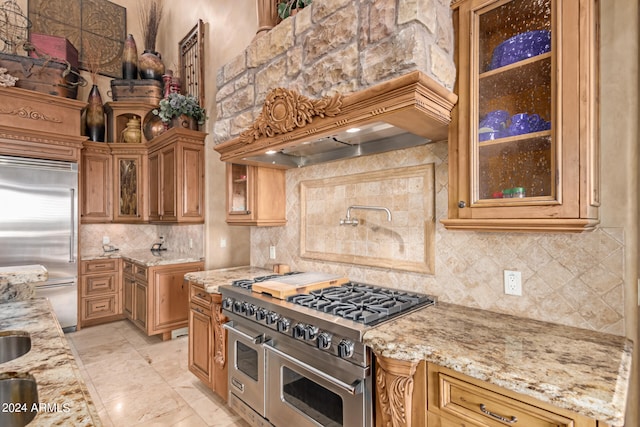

left=212, top=0, right=627, bottom=336
left=213, top=0, right=456, bottom=143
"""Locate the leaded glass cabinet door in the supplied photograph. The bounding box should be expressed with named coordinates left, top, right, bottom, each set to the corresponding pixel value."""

left=113, top=153, right=146, bottom=223
left=444, top=0, right=599, bottom=232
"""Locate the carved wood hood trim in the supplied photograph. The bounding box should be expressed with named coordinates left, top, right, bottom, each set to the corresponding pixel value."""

left=214, top=71, right=458, bottom=168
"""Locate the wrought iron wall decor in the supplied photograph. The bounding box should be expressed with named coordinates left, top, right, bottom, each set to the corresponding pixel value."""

left=179, top=20, right=204, bottom=106
left=28, top=0, right=126, bottom=78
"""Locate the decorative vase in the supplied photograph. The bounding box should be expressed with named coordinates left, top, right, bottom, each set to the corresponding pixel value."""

left=121, top=116, right=142, bottom=143
left=162, top=70, right=173, bottom=98
left=122, top=34, right=138, bottom=79
left=170, top=114, right=198, bottom=130
left=255, top=0, right=280, bottom=39
left=138, top=50, right=165, bottom=81
left=85, top=84, right=105, bottom=142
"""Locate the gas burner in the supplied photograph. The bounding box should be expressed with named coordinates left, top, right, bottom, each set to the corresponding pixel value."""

left=288, top=282, right=435, bottom=325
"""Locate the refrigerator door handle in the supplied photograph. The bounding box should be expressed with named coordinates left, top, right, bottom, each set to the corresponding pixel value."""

left=69, top=188, right=76, bottom=263
left=38, top=280, right=76, bottom=289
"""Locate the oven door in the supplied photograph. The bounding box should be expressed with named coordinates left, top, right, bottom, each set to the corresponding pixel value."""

left=224, top=321, right=268, bottom=417
left=265, top=340, right=370, bottom=427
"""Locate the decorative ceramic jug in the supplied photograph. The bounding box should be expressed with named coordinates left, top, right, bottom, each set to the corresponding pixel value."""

left=138, top=50, right=165, bottom=81
left=121, top=116, right=142, bottom=143
left=122, top=34, right=138, bottom=79
left=85, top=84, right=105, bottom=142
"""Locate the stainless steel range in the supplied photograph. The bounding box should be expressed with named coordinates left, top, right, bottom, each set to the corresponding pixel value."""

left=221, top=273, right=436, bottom=427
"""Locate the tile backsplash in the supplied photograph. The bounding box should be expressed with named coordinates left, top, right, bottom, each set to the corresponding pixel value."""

left=81, top=224, right=204, bottom=256
left=251, top=141, right=626, bottom=336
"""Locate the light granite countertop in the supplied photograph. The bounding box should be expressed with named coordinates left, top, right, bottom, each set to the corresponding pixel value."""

left=184, top=266, right=273, bottom=293
left=363, top=302, right=633, bottom=427
left=0, top=264, right=47, bottom=303
left=0, top=298, right=100, bottom=426
left=82, top=249, right=204, bottom=267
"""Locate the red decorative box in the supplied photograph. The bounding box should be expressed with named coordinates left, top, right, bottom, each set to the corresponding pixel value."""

left=28, top=33, right=79, bottom=68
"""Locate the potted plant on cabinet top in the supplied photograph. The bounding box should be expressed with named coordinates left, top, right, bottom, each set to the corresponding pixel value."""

left=153, top=92, right=206, bottom=130
left=277, top=0, right=312, bottom=19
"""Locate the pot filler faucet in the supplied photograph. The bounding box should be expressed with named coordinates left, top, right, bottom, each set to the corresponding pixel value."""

left=339, top=205, right=392, bottom=226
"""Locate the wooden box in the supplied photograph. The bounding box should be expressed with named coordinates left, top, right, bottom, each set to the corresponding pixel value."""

left=0, top=52, right=83, bottom=99
left=110, top=79, right=163, bottom=105
left=29, top=33, right=79, bottom=68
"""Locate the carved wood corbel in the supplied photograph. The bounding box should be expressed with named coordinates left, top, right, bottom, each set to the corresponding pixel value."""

left=376, top=355, right=420, bottom=427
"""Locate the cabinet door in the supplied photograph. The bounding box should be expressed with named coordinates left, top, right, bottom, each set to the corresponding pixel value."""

left=148, top=151, right=160, bottom=220
left=152, top=269, right=189, bottom=331
left=123, top=275, right=134, bottom=319
left=133, top=281, right=147, bottom=330
left=160, top=145, right=177, bottom=221
left=443, top=0, right=599, bottom=232
left=179, top=144, right=204, bottom=221
left=113, top=153, right=146, bottom=223
left=226, top=163, right=251, bottom=218
left=188, top=304, right=212, bottom=387
left=80, top=149, right=112, bottom=223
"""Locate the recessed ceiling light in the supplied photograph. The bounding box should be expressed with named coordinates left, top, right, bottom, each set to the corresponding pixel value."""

left=346, top=128, right=361, bottom=133
left=265, top=150, right=277, bottom=155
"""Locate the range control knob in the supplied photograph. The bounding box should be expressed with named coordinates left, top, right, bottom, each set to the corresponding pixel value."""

left=232, top=300, right=243, bottom=313
left=246, top=304, right=257, bottom=317
left=292, top=323, right=306, bottom=339
left=265, top=311, right=279, bottom=325
left=222, top=298, right=233, bottom=310
left=276, top=317, right=291, bottom=332
left=337, top=340, right=354, bottom=358
left=304, top=325, right=319, bottom=341
left=256, top=308, right=268, bottom=321
left=316, top=332, right=332, bottom=350
left=241, top=302, right=252, bottom=315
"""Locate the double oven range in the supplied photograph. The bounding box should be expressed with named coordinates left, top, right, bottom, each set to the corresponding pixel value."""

left=221, top=273, right=436, bottom=427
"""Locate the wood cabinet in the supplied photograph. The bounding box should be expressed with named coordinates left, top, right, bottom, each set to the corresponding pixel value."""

left=226, top=163, right=286, bottom=226
left=80, top=142, right=112, bottom=223
left=373, top=355, right=609, bottom=427
left=188, top=281, right=228, bottom=401
left=124, top=260, right=204, bottom=340
left=111, top=144, right=148, bottom=223
left=79, top=259, right=123, bottom=327
left=443, top=0, right=599, bottom=232
left=104, top=101, right=156, bottom=145
left=148, top=128, right=205, bottom=223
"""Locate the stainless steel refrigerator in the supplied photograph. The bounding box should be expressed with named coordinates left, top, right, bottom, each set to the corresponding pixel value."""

left=0, top=155, right=78, bottom=332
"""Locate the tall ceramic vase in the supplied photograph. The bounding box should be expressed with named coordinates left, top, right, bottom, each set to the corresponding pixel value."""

left=85, top=84, right=105, bottom=142
left=138, top=50, right=165, bottom=81
left=122, top=34, right=138, bottom=79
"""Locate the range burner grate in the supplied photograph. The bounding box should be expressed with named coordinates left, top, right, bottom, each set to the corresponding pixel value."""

left=288, top=282, right=434, bottom=325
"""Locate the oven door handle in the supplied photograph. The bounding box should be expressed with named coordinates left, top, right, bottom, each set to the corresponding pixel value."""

left=223, top=321, right=264, bottom=344
left=265, top=343, right=363, bottom=396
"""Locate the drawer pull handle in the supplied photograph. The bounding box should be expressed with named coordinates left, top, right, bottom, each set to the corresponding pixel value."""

left=193, top=307, right=203, bottom=314
left=480, top=404, right=517, bottom=424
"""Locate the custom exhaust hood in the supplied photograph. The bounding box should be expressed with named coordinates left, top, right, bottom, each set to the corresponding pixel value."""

left=214, top=71, right=458, bottom=169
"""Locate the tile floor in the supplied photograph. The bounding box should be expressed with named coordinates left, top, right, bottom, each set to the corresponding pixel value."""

left=66, top=320, right=249, bottom=427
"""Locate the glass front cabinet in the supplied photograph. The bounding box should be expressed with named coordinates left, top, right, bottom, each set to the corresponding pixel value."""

left=443, top=0, right=599, bottom=232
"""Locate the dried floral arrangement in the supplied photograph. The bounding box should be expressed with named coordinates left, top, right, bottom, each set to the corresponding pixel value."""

left=138, top=0, right=164, bottom=52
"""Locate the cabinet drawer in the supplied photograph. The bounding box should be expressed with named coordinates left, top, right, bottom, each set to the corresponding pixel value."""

left=82, top=274, right=117, bottom=296
left=438, top=373, right=575, bottom=427
left=82, top=259, right=119, bottom=274
left=134, top=264, right=148, bottom=281
left=190, top=283, right=213, bottom=307
left=123, top=261, right=134, bottom=276
left=82, top=295, right=119, bottom=320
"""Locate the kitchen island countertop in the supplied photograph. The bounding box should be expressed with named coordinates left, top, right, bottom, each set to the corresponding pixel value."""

left=0, top=298, right=101, bottom=426
left=0, top=264, right=47, bottom=302
left=184, top=265, right=272, bottom=293
left=363, top=301, right=632, bottom=427
left=82, top=249, right=204, bottom=267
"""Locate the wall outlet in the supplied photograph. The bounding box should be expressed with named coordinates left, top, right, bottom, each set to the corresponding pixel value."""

left=269, top=245, right=276, bottom=260
left=220, top=238, right=227, bottom=248
left=504, top=270, right=522, bottom=296
left=102, top=236, right=110, bottom=245
left=189, top=238, right=193, bottom=249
